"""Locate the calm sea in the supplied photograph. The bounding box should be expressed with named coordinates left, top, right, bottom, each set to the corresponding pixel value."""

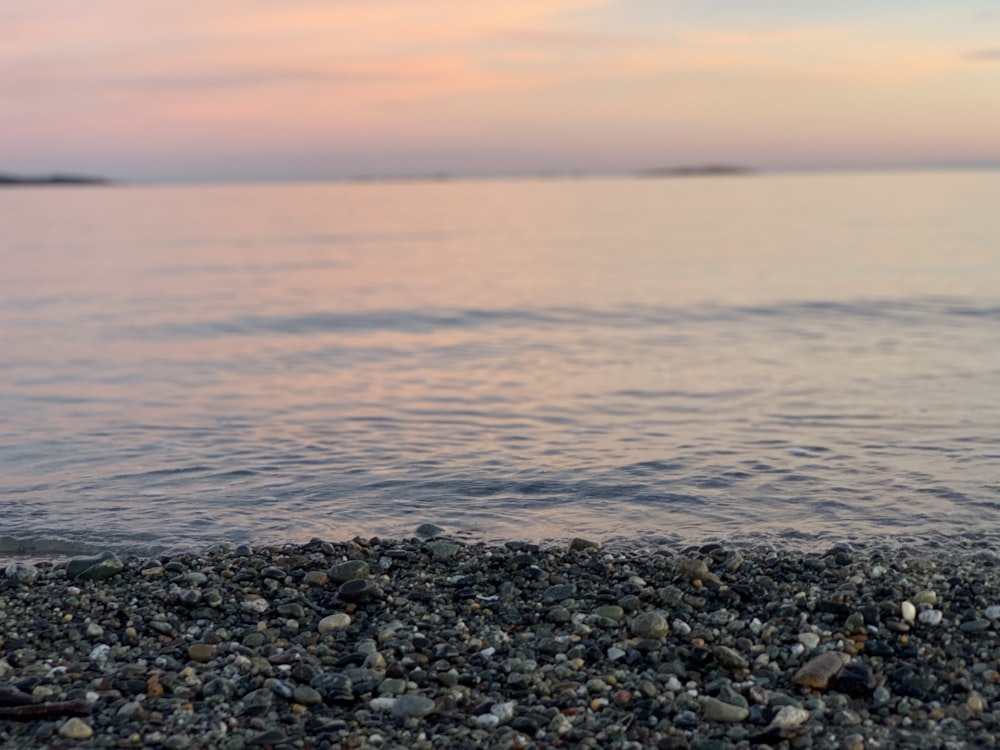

left=2, top=171, right=999, bottom=560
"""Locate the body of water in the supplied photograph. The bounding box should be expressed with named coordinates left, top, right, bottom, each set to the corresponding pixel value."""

left=2, top=171, right=999, bottom=559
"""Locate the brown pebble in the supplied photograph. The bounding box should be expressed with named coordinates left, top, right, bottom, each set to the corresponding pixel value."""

left=187, top=644, right=216, bottom=663
left=792, top=651, right=851, bottom=689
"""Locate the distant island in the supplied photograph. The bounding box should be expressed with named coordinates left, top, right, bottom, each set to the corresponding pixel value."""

left=0, top=172, right=110, bottom=186
left=635, top=165, right=754, bottom=177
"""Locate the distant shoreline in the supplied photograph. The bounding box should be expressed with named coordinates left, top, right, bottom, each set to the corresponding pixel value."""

left=0, top=172, right=110, bottom=186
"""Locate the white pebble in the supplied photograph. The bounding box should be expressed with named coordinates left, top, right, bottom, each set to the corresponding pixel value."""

left=985, top=605, right=1000, bottom=620
left=480, top=647, right=496, bottom=658
left=901, top=601, right=916, bottom=623
left=772, top=705, right=811, bottom=727
left=789, top=643, right=805, bottom=659
left=797, top=632, right=820, bottom=649
left=476, top=714, right=500, bottom=729
left=369, top=697, right=396, bottom=712
left=607, top=647, right=626, bottom=661
left=241, top=597, right=268, bottom=613
left=918, top=609, right=943, bottom=626
left=672, top=619, right=692, bottom=636
left=748, top=618, right=764, bottom=635
left=490, top=701, right=516, bottom=722
left=89, top=644, right=111, bottom=666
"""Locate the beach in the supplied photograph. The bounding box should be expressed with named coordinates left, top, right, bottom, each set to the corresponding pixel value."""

left=3, top=534, right=999, bottom=748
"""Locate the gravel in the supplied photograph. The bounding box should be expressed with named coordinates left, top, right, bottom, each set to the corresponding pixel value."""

left=3, top=535, right=1000, bottom=748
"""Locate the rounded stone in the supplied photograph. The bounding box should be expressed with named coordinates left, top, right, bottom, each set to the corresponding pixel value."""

left=594, top=605, right=625, bottom=622
left=701, top=696, right=749, bottom=723
left=318, top=613, right=352, bottom=633
left=338, top=578, right=375, bottom=602
left=59, top=718, right=94, bottom=740
left=303, top=570, right=329, bottom=586
left=187, top=644, right=216, bottom=663
left=293, top=685, right=323, bottom=705
left=630, top=612, right=670, bottom=640
left=66, top=551, right=123, bottom=581
left=392, top=694, right=435, bottom=719
left=329, top=560, right=370, bottom=583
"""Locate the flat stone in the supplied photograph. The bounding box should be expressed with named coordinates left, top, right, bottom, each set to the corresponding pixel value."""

left=594, top=605, right=625, bottom=622
left=568, top=538, right=601, bottom=552
left=187, top=643, right=216, bottom=663
left=328, top=560, right=370, bottom=582
left=542, top=584, right=576, bottom=603
left=391, top=694, right=435, bottom=719
left=293, top=685, right=323, bottom=705
left=66, top=551, right=123, bottom=581
left=792, top=651, right=851, bottom=689
left=630, top=611, right=670, bottom=640
left=701, top=696, right=749, bottom=722
left=713, top=645, right=748, bottom=670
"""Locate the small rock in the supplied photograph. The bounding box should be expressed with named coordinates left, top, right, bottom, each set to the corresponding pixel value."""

left=187, top=644, right=216, bottom=663
left=66, top=551, right=123, bottom=581
left=414, top=523, right=445, bottom=539
left=318, top=613, right=352, bottom=633
left=4, top=562, right=38, bottom=584
left=701, top=696, right=749, bottom=722
left=339, top=578, right=376, bottom=602
left=676, top=558, right=721, bottom=585
left=798, top=632, right=821, bottom=650
left=59, top=718, right=94, bottom=740
left=792, top=651, right=851, bottom=689
left=631, top=612, right=670, bottom=640
left=912, top=590, right=937, bottom=605
left=901, top=601, right=916, bottom=622
left=713, top=645, right=748, bottom=670
left=392, top=694, right=436, bottom=719
left=302, top=570, right=329, bottom=586
left=918, top=609, right=943, bottom=626
left=960, top=618, right=991, bottom=633
left=770, top=705, right=811, bottom=727
left=425, top=541, right=461, bottom=561
left=328, top=560, right=370, bottom=582
left=985, top=605, right=1000, bottom=620
left=542, top=584, right=576, bottom=603
left=293, top=685, right=323, bottom=705
left=241, top=596, right=269, bottom=614
left=831, top=662, right=876, bottom=697
left=568, top=538, right=601, bottom=552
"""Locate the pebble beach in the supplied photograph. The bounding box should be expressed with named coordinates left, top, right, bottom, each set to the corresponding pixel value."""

left=3, top=531, right=1000, bottom=749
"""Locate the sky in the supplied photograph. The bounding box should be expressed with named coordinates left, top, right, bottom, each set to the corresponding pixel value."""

left=3, top=1, right=1000, bottom=181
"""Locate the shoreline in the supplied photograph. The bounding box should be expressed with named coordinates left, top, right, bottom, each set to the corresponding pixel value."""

left=3, top=536, right=999, bottom=748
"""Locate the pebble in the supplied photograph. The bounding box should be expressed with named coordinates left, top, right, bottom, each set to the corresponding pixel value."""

left=58, top=718, right=94, bottom=740
left=318, top=613, right=352, bottom=633
left=4, top=562, right=39, bottom=584
left=701, top=696, right=749, bottom=722
left=66, top=551, right=124, bottom=580
left=414, top=522, right=445, bottom=539
left=329, top=560, right=370, bottom=582
left=187, top=644, right=216, bottom=663
left=425, top=541, right=461, bottom=560
left=792, top=651, right=851, bottom=689
left=798, top=632, right=821, bottom=649
left=901, top=600, right=917, bottom=622
left=918, top=609, right=944, bottom=626
left=630, top=611, right=670, bottom=639
left=391, top=694, right=436, bottom=719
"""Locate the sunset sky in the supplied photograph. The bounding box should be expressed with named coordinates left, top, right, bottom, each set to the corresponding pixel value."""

left=4, top=1, right=1000, bottom=181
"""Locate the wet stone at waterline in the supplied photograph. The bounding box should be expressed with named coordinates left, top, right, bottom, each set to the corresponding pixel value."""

left=65, top=551, right=124, bottom=581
